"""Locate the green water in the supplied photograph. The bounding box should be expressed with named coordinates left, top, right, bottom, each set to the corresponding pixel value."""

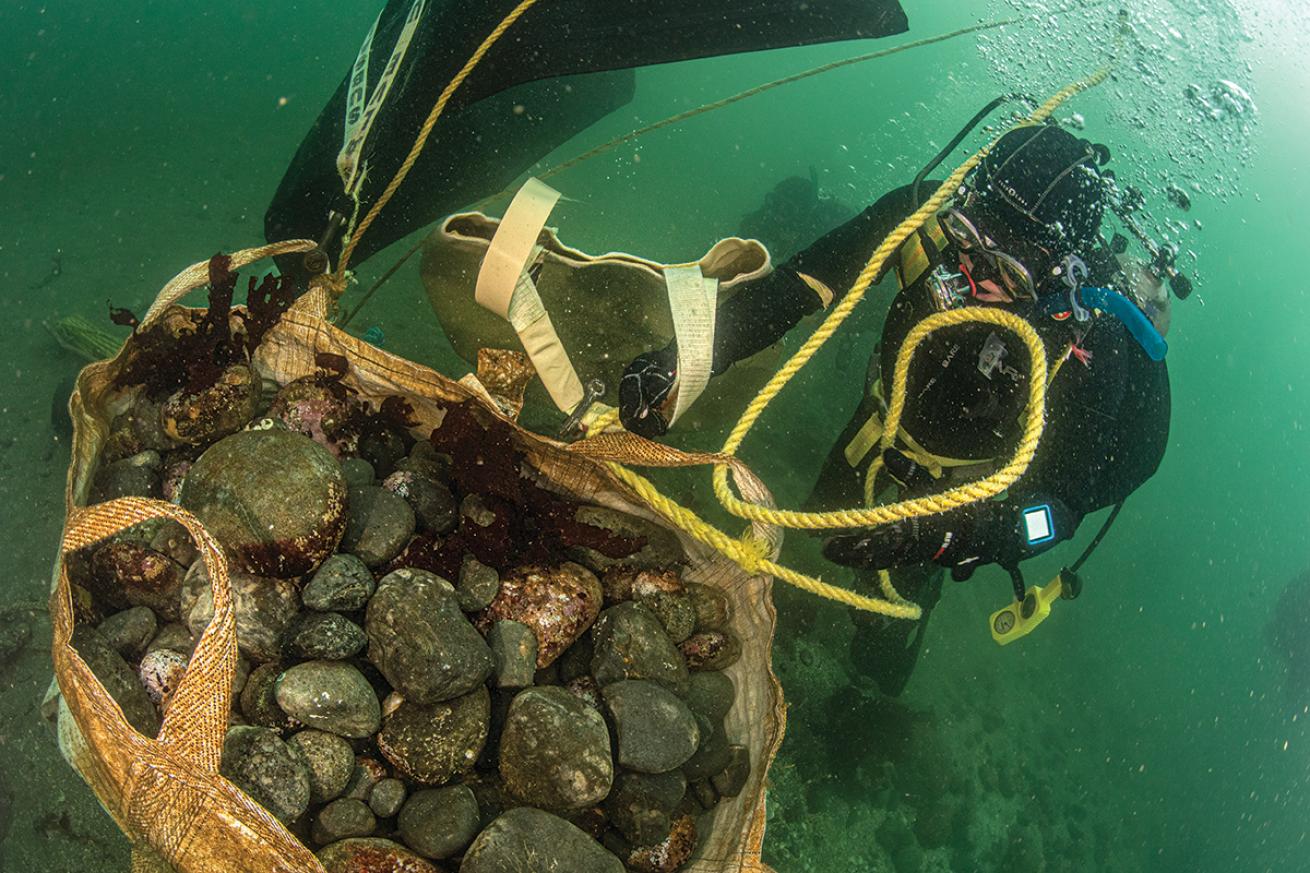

left=1, top=1, right=1306, bottom=871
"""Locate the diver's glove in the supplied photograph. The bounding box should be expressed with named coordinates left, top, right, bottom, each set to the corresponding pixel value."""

left=823, top=476, right=1075, bottom=580
left=619, top=345, right=679, bottom=439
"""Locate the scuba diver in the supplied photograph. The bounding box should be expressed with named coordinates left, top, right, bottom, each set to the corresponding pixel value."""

left=618, top=123, right=1174, bottom=695
left=264, top=0, right=909, bottom=282
left=739, top=168, right=856, bottom=261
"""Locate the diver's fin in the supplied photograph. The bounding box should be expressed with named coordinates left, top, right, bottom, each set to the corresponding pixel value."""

left=267, top=0, right=909, bottom=274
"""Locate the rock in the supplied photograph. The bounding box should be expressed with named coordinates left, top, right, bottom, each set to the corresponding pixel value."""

left=564, top=675, right=602, bottom=710
left=104, top=397, right=175, bottom=458
left=638, top=590, right=696, bottom=644
left=303, top=554, right=376, bottom=612
left=602, top=680, right=700, bottom=774
left=289, top=729, right=356, bottom=805
left=343, top=757, right=389, bottom=802
left=486, top=621, right=537, bottom=689
left=161, top=363, right=260, bottom=446
left=590, top=602, right=688, bottom=693
left=148, top=519, right=198, bottom=567
left=678, top=629, right=742, bottom=671
left=557, top=635, right=594, bottom=683
left=681, top=721, right=732, bottom=781
left=499, top=686, right=612, bottom=810
left=396, top=785, right=480, bottom=859
left=312, top=798, right=377, bottom=846
left=395, top=440, right=451, bottom=484
left=284, top=612, right=367, bottom=660
left=479, top=563, right=601, bottom=668
left=90, top=541, right=183, bottom=620
left=567, top=506, right=684, bottom=573
left=316, top=837, right=440, bottom=873
left=682, top=670, right=736, bottom=724
left=220, top=725, right=311, bottom=823
left=340, top=457, right=376, bottom=489
left=179, top=428, right=347, bottom=577
left=98, top=606, right=157, bottom=658
left=90, top=450, right=162, bottom=503
left=185, top=567, right=300, bottom=663
left=147, top=622, right=194, bottom=655
left=625, top=814, right=697, bottom=873
left=461, top=808, right=624, bottom=873
left=684, top=582, right=730, bottom=631
left=892, top=842, right=926, bottom=873
left=342, top=486, right=416, bottom=568
left=455, top=555, right=499, bottom=612
left=358, top=425, right=408, bottom=478
left=377, top=687, right=490, bottom=785
left=382, top=471, right=457, bottom=534
left=368, top=777, right=407, bottom=819
left=275, top=661, right=381, bottom=738
left=70, top=626, right=160, bottom=736
left=711, top=745, right=751, bottom=798
left=600, top=567, right=684, bottom=604
left=605, top=771, right=687, bottom=847
left=160, top=456, right=192, bottom=503
left=268, top=376, right=361, bottom=458
left=240, top=661, right=297, bottom=730
left=138, top=648, right=189, bottom=712
left=366, top=568, right=492, bottom=704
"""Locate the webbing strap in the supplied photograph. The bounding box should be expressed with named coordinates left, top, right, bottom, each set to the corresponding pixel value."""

left=475, top=178, right=586, bottom=413
left=664, top=265, right=718, bottom=426
left=337, top=0, right=427, bottom=197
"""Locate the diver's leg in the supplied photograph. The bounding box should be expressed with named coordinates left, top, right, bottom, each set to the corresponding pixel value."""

left=848, top=564, right=943, bottom=697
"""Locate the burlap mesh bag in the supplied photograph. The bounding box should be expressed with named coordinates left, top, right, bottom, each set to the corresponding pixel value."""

left=48, top=242, right=786, bottom=873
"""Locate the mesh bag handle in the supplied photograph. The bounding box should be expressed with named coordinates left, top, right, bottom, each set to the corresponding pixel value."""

left=52, top=498, right=324, bottom=872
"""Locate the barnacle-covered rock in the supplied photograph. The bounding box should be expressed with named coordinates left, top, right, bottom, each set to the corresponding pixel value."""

left=678, top=629, right=742, bottom=671
left=377, top=687, right=490, bottom=785
left=138, top=647, right=188, bottom=712
left=626, top=814, right=698, bottom=873
left=479, top=563, right=602, bottom=668
left=461, top=807, right=625, bottom=873
left=316, top=838, right=440, bottom=873
left=268, top=376, right=360, bottom=458
left=275, top=661, right=381, bottom=739
left=184, top=565, right=300, bottom=663
left=90, top=540, right=183, bottom=619
left=220, top=725, right=311, bottom=824
left=161, top=362, right=260, bottom=446
left=179, top=428, right=347, bottom=577
left=499, top=686, right=613, bottom=810
left=591, top=602, right=689, bottom=693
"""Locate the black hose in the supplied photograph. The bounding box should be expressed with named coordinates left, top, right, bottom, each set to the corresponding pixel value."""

left=910, top=93, right=1024, bottom=208
left=1071, top=501, right=1124, bottom=573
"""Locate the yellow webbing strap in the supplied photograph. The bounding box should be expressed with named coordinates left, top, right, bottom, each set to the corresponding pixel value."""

left=895, top=216, right=951, bottom=290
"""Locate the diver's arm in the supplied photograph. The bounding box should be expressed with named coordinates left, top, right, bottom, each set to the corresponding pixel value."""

left=709, top=182, right=930, bottom=374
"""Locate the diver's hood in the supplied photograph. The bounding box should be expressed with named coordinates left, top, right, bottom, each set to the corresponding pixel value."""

left=266, top=0, right=909, bottom=276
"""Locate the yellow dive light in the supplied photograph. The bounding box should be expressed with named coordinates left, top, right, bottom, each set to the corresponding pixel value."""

left=989, top=567, right=1083, bottom=645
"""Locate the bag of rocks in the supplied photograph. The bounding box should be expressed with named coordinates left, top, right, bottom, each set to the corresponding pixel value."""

left=47, top=242, right=787, bottom=873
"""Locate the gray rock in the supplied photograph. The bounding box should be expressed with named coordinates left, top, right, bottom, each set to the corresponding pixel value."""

left=316, top=838, right=440, bottom=873
left=275, top=661, right=381, bottom=738
left=342, top=485, right=415, bottom=568
left=682, top=670, right=736, bottom=724
left=711, top=745, right=751, bottom=798
left=557, top=635, right=594, bottom=684
left=146, top=621, right=194, bottom=655
left=639, top=590, right=697, bottom=644
left=462, top=807, right=625, bottom=873
left=342, top=757, right=388, bottom=802
left=605, top=770, right=687, bottom=847
left=566, top=506, right=684, bottom=573
left=377, top=687, right=490, bottom=785
left=340, top=457, right=376, bottom=489
left=358, top=425, right=408, bottom=478
left=311, top=797, right=377, bottom=846
left=591, top=602, right=689, bottom=693
left=90, top=451, right=162, bottom=503
left=284, top=612, right=366, bottom=660
left=487, top=621, right=537, bottom=689
left=220, top=725, right=311, bottom=823
left=603, top=680, right=700, bottom=774
left=70, top=626, right=160, bottom=736
left=180, top=428, right=347, bottom=577
left=682, top=720, right=733, bottom=781
left=303, top=553, right=376, bottom=612
left=366, top=568, right=492, bottom=704
left=499, top=686, right=612, bottom=810
left=395, top=440, right=451, bottom=484
left=239, top=661, right=297, bottom=730
left=685, top=582, right=730, bottom=631
left=678, top=629, right=742, bottom=671
left=383, top=471, right=457, bottom=534
left=185, top=565, right=301, bottom=663
left=97, top=606, right=157, bottom=659
left=288, top=729, right=355, bottom=804
left=396, top=785, right=480, bottom=859
left=455, top=555, right=500, bottom=612
left=368, top=777, right=407, bottom=819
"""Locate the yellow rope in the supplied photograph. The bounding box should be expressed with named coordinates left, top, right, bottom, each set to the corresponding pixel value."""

left=336, top=0, right=543, bottom=275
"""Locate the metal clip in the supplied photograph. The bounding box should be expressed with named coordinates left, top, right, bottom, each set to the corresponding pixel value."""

left=559, top=379, right=606, bottom=441
left=1061, top=255, right=1092, bottom=322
